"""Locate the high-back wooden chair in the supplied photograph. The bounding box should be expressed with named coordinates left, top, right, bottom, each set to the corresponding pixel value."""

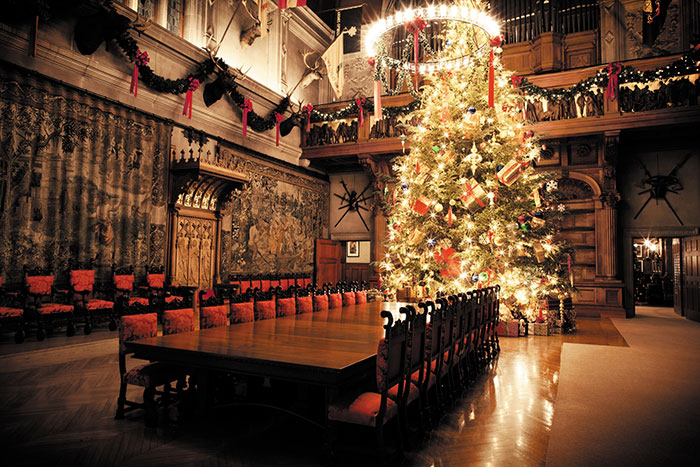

left=399, top=304, right=426, bottom=435
left=69, top=268, right=115, bottom=334
left=328, top=309, right=408, bottom=460
left=0, top=276, right=25, bottom=343
left=199, top=289, right=228, bottom=329
left=420, top=299, right=445, bottom=423
left=254, top=290, right=276, bottom=321
left=295, top=287, right=313, bottom=314
left=312, top=289, right=329, bottom=312
left=25, top=269, right=75, bottom=340
left=113, top=266, right=150, bottom=319
left=275, top=288, right=296, bottom=318
left=230, top=292, right=254, bottom=324
left=115, top=313, right=185, bottom=426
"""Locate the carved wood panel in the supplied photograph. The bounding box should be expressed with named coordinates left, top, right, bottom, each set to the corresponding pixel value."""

left=173, top=216, right=216, bottom=289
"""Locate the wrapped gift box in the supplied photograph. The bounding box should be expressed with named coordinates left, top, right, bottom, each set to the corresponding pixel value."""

left=497, top=158, right=528, bottom=186
left=533, top=322, right=550, bottom=336
left=460, top=178, right=487, bottom=213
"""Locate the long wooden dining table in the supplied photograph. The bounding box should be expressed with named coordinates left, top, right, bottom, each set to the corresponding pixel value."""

left=125, top=301, right=407, bottom=429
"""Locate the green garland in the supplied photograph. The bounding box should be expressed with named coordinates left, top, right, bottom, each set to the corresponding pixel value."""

left=514, top=52, right=700, bottom=101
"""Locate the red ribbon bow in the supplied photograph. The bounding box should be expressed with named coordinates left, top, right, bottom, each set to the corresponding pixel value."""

left=605, top=62, right=622, bottom=101
left=241, top=99, right=253, bottom=137
left=367, top=57, right=376, bottom=68
left=433, top=248, right=460, bottom=277
left=490, top=35, right=504, bottom=47
left=511, top=75, right=523, bottom=87
left=183, top=77, right=200, bottom=119
left=303, top=104, right=313, bottom=132
left=130, top=50, right=149, bottom=98
left=274, top=112, right=284, bottom=147
left=404, top=16, right=426, bottom=90
left=355, top=98, right=365, bottom=127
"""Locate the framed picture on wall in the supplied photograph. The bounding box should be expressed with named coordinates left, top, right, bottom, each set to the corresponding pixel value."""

left=347, top=241, right=359, bottom=257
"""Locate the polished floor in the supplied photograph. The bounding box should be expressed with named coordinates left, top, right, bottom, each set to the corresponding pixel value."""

left=0, top=317, right=627, bottom=466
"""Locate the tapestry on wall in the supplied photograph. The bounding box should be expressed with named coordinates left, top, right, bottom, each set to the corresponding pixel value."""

left=218, top=146, right=329, bottom=277
left=0, top=64, right=169, bottom=284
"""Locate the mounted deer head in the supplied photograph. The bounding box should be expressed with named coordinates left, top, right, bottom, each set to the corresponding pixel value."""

left=287, top=50, right=324, bottom=96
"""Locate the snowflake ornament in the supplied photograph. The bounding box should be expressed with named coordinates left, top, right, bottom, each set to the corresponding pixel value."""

left=546, top=180, right=558, bottom=192
left=557, top=204, right=566, bottom=212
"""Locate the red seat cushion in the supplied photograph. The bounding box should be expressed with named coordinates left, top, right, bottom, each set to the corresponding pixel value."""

left=113, top=275, right=135, bottom=292
left=342, top=292, right=356, bottom=307
left=162, top=309, right=195, bottom=335
left=123, top=361, right=183, bottom=387
left=231, top=302, right=254, bottom=324
left=388, top=380, right=420, bottom=403
left=70, top=270, right=95, bottom=293
left=328, top=392, right=398, bottom=427
left=0, top=307, right=23, bottom=318
left=255, top=300, right=276, bottom=320
left=354, top=291, right=367, bottom=304
left=260, top=280, right=271, bottom=292
left=328, top=293, right=342, bottom=309
left=147, top=274, right=165, bottom=289
left=119, top=313, right=158, bottom=353
left=128, top=297, right=149, bottom=307
left=277, top=297, right=296, bottom=317
left=296, top=295, right=313, bottom=314
left=25, top=276, right=54, bottom=295
left=165, top=295, right=184, bottom=303
left=201, top=305, right=227, bottom=329
left=313, top=294, right=329, bottom=312
left=86, top=299, right=114, bottom=310
left=38, top=303, right=74, bottom=315
left=239, top=281, right=252, bottom=293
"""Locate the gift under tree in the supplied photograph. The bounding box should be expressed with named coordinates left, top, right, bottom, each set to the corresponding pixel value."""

left=377, top=4, right=575, bottom=324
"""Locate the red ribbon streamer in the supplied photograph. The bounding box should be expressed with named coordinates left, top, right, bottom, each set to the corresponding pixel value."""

left=275, top=112, right=284, bottom=147
left=241, top=99, right=253, bottom=137
left=303, top=104, right=313, bottom=132
left=355, top=98, right=365, bottom=127
left=448, top=205, right=452, bottom=226
left=130, top=51, right=149, bottom=98
left=606, top=62, right=622, bottom=101
left=183, top=77, right=200, bottom=119
left=488, top=49, right=495, bottom=108
left=405, top=17, right=426, bottom=90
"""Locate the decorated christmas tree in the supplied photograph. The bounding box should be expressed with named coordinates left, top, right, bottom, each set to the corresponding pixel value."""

left=374, top=2, right=575, bottom=324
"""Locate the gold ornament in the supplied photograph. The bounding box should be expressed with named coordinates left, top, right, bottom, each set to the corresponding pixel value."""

left=434, top=203, right=444, bottom=213
left=466, top=142, right=482, bottom=175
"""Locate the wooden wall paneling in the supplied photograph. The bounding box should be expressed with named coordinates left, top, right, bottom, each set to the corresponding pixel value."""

left=682, top=236, right=700, bottom=322
left=343, top=264, right=371, bottom=283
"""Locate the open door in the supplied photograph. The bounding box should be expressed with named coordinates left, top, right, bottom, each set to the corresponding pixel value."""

left=682, top=236, right=700, bottom=322
left=315, top=239, right=341, bottom=286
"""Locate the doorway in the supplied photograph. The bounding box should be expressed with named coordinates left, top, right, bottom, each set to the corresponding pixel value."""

left=632, top=237, right=675, bottom=308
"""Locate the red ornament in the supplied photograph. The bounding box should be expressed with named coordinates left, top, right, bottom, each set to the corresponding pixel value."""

left=490, top=35, right=504, bottom=47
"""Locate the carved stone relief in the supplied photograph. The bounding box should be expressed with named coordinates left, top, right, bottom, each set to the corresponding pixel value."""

left=173, top=216, right=216, bottom=289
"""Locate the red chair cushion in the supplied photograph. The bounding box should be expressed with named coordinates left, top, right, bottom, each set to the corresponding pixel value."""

left=147, top=274, right=165, bottom=288
left=354, top=291, right=367, bottom=304
left=302, top=278, right=312, bottom=288
left=296, top=295, right=313, bottom=314
left=26, top=276, right=53, bottom=295
left=113, top=275, right=135, bottom=291
left=70, top=270, right=95, bottom=293
left=342, top=292, right=356, bottom=307
left=129, top=297, right=149, bottom=307
left=270, top=279, right=280, bottom=289
left=201, top=305, right=227, bottom=329
left=255, top=300, right=276, bottom=320
left=328, top=293, right=342, bottom=309
left=119, top=313, right=158, bottom=353
left=165, top=295, right=184, bottom=303
left=200, top=289, right=215, bottom=302
left=38, top=303, right=74, bottom=315
left=230, top=302, right=254, bottom=324
left=313, top=295, right=329, bottom=312
left=162, top=309, right=195, bottom=335
left=86, top=299, right=114, bottom=310
left=0, top=307, right=23, bottom=318
left=123, top=361, right=183, bottom=387
left=328, top=392, right=398, bottom=427
left=260, top=280, right=271, bottom=292
left=280, top=279, right=290, bottom=290
left=239, top=281, right=252, bottom=293
left=388, top=380, right=420, bottom=403
left=277, top=297, right=296, bottom=317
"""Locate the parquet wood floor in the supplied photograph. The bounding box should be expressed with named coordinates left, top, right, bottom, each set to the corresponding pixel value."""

left=0, top=318, right=624, bottom=466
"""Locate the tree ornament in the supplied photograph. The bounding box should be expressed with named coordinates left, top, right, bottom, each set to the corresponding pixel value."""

left=466, top=142, right=482, bottom=175
left=471, top=274, right=479, bottom=283
left=434, top=248, right=460, bottom=277
left=434, top=203, right=444, bottom=213
left=461, top=178, right=487, bottom=213
left=432, top=145, right=441, bottom=153
left=479, top=271, right=489, bottom=282
left=496, top=159, right=529, bottom=186
left=411, top=196, right=432, bottom=215
left=401, top=182, right=409, bottom=191
left=427, top=238, right=437, bottom=248
left=546, top=180, right=558, bottom=192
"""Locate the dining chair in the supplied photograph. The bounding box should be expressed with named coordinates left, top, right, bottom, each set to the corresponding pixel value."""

left=0, top=276, right=25, bottom=343
left=115, top=313, right=185, bottom=426
left=312, top=289, right=329, bottom=312
left=230, top=292, right=255, bottom=323
left=296, top=288, right=313, bottom=314
left=199, top=289, right=228, bottom=329
left=328, top=309, right=408, bottom=461
left=69, top=269, right=115, bottom=334
left=397, top=304, right=426, bottom=437
left=25, top=270, right=75, bottom=340
left=276, top=289, right=296, bottom=317
left=254, top=291, right=276, bottom=320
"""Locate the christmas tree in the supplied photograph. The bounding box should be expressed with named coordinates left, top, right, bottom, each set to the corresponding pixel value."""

left=377, top=3, right=575, bottom=323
